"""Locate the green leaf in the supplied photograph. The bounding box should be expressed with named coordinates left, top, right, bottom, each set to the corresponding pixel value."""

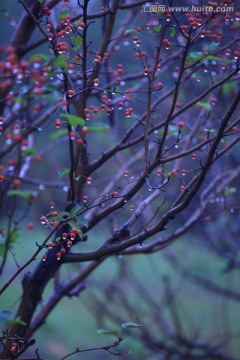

left=196, top=101, right=211, bottom=111
left=121, top=322, right=142, bottom=330
left=0, top=244, right=5, bottom=256
left=124, top=29, right=137, bottom=35
left=0, top=9, right=9, bottom=16
left=224, top=187, right=237, bottom=196
left=50, top=129, right=68, bottom=140
left=55, top=236, right=61, bottom=243
left=29, top=53, right=49, bottom=62
left=58, top=168, right=70, bottom=178
left=9, top=230, right=21, bottom=242
left=203, top=55, right=222, bottom=62
left=59, top=10, right=70, bottom=19
left=97, top=329, right=119, bottom=336
left=153, top=24, right=162, bottom=33
left=222, top=82, right=235, bottom=96
left=187, top=52, right=223, bottom=66
left=53, top=55, right=68, bottom=68
left=87, top=123, right=110, bottom=131
left=170, top=27, right=176, bottom=37
left=6, top=319, right=27, bottom=327
left=13, top=96, right=27, bottom=107
left=24, top=147, right=37, bottom=156
left=72, top=35, right=83, bottom=48
left=7, top=190, right=37, bottom=199
left=70, top=205, right=81, bottom=216
left=45, top=84, right=59, bottom=92
left=38, top=0, right=45, bottom=3
left=48, top=211, right=71, bottom=221
left=61, top=114, right=85, bottom=127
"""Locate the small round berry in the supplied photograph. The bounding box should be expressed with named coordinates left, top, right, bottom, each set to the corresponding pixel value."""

left=42, top=255, right=47, bottom=262
left=181, top=169, right=187, bottom=176
left=27, top=222, right=34, bottom=230
left=78, top=21, right=86, bottom=29
left=77, top=138, right=84, bottom=145
left=40, top=216, right=46, bottom=224
left=124, top=170, right=129, bottom=176
left=171, top=169, right=177, bottom=175
left=48, top=242, right=54, bottom=249
left=62, top=233, right=68, bottom=240
left=82, top=195, right=88, bottom=202
left=67, top=240, right=72, bottom=247
left=69, top=131, right=76, bottom=140
left=49, top=201, right=55, bottom=208
left=13, top=179, right=21, bottom=188
left=156, top=169, right=162, bottom=176
left=192, top=153, right=197, bottom=159
left=81, top=127, right=88, bottom=135
left=178, top=121, right=184, bottom=128
left=70, top=233, right=76, bottom=240
left=113, top=191, right=118, bottom=197
left=87, top=176, right=92, bottom=184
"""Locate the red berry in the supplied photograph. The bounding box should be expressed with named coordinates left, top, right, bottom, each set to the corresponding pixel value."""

left=81, top=127, right=88, bottom=135
left=178, top=121, right=184, bottom=128
left=27, top=222, right=33, bottom=230
left=40, top=216, right=46, bottom=224
left=67, top=240, right=72, bottom=247
left=13, top=179, right=21, bottom=188
left=0, top=174, right=5, bottom=181
left=156, top=169, right=162, bottom=175
left=70, top=233, right=76, bottom=240
left=77, top=138, right=84, bottom=145
left=56, top=119, right=61, bottom=128
left=113, top=191, right=118, bottom=197
left=78, top=21, right=86, bottom=29
left=82, top=195, right=88, bottom=202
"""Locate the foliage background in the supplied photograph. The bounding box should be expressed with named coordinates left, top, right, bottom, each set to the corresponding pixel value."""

left=0, top=0, right=240, bottom=359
